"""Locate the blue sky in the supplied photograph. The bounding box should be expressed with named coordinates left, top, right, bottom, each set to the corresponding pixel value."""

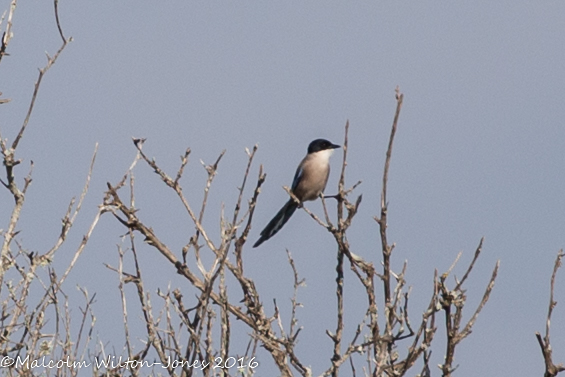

left=2, top=1, right=565, bottom=375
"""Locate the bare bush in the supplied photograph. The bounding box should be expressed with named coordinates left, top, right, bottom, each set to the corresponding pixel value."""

left=1, top=1, right=102, bottom=376
left=97, top=89, right=499, bottom=377
left=3, top=1, right=562, bottom=377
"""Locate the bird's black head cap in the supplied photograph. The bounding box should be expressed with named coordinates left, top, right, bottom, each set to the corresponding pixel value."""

left=307, top=139, right=341, bottom=154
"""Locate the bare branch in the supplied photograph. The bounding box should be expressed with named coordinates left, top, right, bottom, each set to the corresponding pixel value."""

left=11, top=0, right=71, bottom=151
left=536, top=250, right=565, bottom=377
left=439, top=243, right=499, bottom=377
left=375, top=88, right=404, bottom=326
left=0, top=0, right=16, bottom=66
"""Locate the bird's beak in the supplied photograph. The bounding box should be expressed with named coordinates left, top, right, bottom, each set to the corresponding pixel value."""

left=331, top=143, right=341, bottom=149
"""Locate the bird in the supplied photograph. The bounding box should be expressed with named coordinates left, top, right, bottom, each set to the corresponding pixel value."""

left=253, top=138, right=341, bottom=248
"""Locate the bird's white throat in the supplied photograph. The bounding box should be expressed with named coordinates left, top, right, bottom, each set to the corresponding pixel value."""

left=314, top=148, right=335, bottom=162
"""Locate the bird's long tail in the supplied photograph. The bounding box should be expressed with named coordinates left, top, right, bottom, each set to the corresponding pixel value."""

left=253, top=199, right=298, bottom=248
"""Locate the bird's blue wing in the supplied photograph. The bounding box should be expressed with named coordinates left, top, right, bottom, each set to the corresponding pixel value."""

left=291, top=165, right=303, bottom=191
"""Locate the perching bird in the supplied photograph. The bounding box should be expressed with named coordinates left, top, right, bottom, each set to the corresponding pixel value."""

left=253, top=138, right=340, bottom=248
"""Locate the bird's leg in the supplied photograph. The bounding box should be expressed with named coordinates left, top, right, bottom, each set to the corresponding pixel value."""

left=321, top=193, right=343, bottom=201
